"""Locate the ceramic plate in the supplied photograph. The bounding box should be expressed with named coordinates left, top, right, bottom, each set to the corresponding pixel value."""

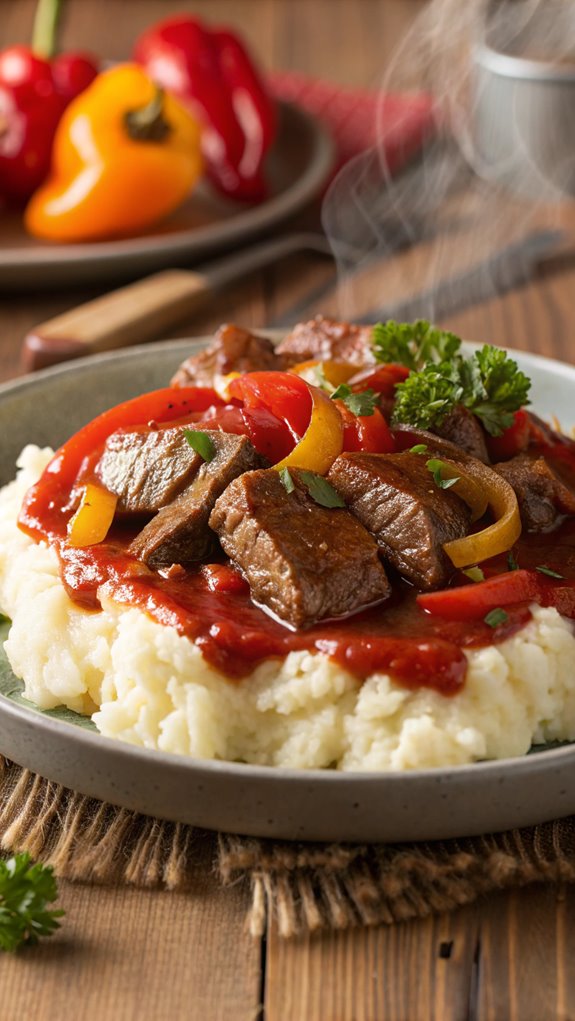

left=0, top=101, right=333, bottom=290
left=1, top=337, right=575, bottom=843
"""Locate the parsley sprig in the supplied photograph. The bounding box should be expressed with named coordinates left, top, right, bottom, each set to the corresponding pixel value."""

left=0, top=853, right=64, bottom=952
left=330, top=383, right=378, bottom=417
left=392, top=342, right=531, bottom=437
left=182, top=429, right=216, bottom=462
left=372, top=320, right=461, bottom=371
left=279, top=468, right=345, bottom=508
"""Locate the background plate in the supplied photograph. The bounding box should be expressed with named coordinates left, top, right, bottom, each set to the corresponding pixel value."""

left=0, top=101, right=333, bottom=290
left=1, top=337, right=575, bottom=842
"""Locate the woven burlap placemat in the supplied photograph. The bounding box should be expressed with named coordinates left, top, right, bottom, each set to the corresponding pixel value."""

left=2, top=756, right=574, bottom=938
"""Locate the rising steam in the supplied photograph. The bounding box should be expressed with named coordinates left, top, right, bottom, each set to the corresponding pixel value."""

left=322, top=0, right=573, bottom=323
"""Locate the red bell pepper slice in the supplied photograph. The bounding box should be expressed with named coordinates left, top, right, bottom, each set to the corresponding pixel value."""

left=418, top=569, right=575, bottom=622
left=227, top=371, right=312, bottom=439
left=335, top=401, right=395, bottom=453
left=19, top=386, right=222, bottom=541
left=485, top=409, right=530, bottom=462
left=348, top=363, right=410, bottom=397
left=199, top=402, right=294, bottom=462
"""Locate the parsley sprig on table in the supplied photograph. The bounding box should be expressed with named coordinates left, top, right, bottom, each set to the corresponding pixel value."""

left=0, top=853, right=64, bottom=952
left=374, top=320, right=531, bottom=437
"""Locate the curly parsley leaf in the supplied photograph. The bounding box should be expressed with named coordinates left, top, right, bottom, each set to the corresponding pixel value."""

left=484, top=607, right=509, bottom=628
left=372, top=320, right=461, bottom=371
left=330, top=384, right=378, bottom=417
left=182, top=429, right=216, bottom=463
left=536, top=565, right=564, bottom=580
left=393, top=361, right=465, bottom=430
left=0, top=853, right=64, bottom=952
left=297, top=471, right=346, bottom=509
left=279, top=467, right=295, bottom=494
left=392, top=343, right=531, bottom=437
left=426, top=458, right=460, bottom=490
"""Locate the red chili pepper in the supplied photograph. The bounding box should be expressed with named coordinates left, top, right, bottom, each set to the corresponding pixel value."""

left=485, top=409, right=530, bottom=462
left=335, top=401, right=396, bottom=453
left=417, top=569, right=575, bottom=621
left=0, top=0, right=99, bottom=206
left=134, top=16, right=276, bottom=202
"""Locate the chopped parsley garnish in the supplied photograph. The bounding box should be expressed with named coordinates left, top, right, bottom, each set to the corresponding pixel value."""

left=279, top=467, right=295, bottom=494
left=463, top=566, right=485, bottom=583
left=484, top=607, right=509, bottom=628
left=0, top=612, right=10, bottom=625
left=0, top=853, right=64, bottom=952
left=372, top=319, right=461, bottom=371
left=507, top=551, right=519, bottom=572
left=330, top=383, right=378, bottom=417
left=409, top=444, right=428, bottom=455
left=182, top=429, right=216, bottom=462
left=392, top=342, right=531, bottom=437
left=426, top=458, right=460, bottom=490
left=536, top=565, right=564, bottom=580
left=297, top=470, right=346, bottom=509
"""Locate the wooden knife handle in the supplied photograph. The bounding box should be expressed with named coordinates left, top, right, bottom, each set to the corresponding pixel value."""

left=22, top=269, right=212, bottom=372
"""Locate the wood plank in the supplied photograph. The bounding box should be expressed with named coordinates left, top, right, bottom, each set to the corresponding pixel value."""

left=266, top=904, right=480, bottom=1021
left=0, top=836, right=262, bottom=1021
left=474, top=884, right=575, bottom=1021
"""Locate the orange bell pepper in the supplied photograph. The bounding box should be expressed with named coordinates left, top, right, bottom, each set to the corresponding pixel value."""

left=24, top=64, right=202, bottom=242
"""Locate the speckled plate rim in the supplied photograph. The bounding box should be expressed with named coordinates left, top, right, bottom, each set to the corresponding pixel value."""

left=2, top=336, right=575, bottom=843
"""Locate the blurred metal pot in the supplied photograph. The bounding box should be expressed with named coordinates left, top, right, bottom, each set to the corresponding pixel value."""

left=473, top=2, right=575, bottom=197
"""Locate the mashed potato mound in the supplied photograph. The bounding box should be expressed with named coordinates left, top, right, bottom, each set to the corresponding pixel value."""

left=2, top=446, right=575, bottom=771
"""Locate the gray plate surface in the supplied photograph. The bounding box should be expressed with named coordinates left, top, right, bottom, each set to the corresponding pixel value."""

left=1, top=338, right=575, bottom=842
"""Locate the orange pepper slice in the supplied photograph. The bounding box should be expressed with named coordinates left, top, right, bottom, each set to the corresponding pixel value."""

left=289, top=360, right=358, bottom=389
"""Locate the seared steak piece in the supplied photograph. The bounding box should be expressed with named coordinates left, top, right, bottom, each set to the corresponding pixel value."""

left=209, top=469, right=390, bottom=629
left=494, top=454, right=575, bottom=531
left=129, top=432, right=265, bottom=568
left=327, top=452, right=471, bottom=590
left=171, top=324, right=280, bottom=387
left=276, top=316, right=376, bottom=368
left=433, top=405, right=490, bottom=463
left=96, top=427, right=202, bottom=515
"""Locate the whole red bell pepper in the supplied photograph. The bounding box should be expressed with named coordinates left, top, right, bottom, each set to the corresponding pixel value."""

left=134, top=16, right=276, bottom=202
left=0, top=0, right=98, bottom=205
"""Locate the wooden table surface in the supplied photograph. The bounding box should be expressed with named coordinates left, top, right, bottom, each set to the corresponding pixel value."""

left=2, top=2, right=575, bottom=1018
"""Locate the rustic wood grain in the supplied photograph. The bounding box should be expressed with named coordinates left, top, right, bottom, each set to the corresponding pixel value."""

left=0, top=836, right=262, bottom=1021
left=265, top=904, right=480, bottom=1021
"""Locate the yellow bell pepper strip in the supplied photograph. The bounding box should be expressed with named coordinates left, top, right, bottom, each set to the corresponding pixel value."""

left=24, top=64, right=202, bottom=242
left=440, top=460, right=521, bottom=568
left=425, top=458, right=488, bottom=523
left=289, top=360, right=358, bottom=390
left=274, top=386, right=344, bottom=474
left=227, top=371, right=344, bottom=473
left=67, top=483, right=117, bottom=548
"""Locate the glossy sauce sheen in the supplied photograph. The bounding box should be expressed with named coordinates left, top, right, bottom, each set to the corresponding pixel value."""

left=28, top=441, right=575, bottom=696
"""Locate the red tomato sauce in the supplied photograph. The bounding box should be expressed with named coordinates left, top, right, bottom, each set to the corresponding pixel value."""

left=18, top=405, right=575, bottom=697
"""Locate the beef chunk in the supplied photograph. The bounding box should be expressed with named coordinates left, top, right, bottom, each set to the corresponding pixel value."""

left=433, top=405, right=490, bottom=463
left=494, top=454, right=575, bottom=531
left=209, top=469, right=390, bottom=629
left=171, top=324, right=280, bottom=387
left=129, top=432, right=265, bottom=567
left=276, top=316, right=375, bottom=368
left=96, top=427, right=202, bottom=515
left=327, top=452, right=471, bottom=590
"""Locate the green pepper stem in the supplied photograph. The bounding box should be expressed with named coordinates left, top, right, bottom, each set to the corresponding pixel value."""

left=32, top=0, right=63, bottom=59
left=124, top=88, right=171, bottom=143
